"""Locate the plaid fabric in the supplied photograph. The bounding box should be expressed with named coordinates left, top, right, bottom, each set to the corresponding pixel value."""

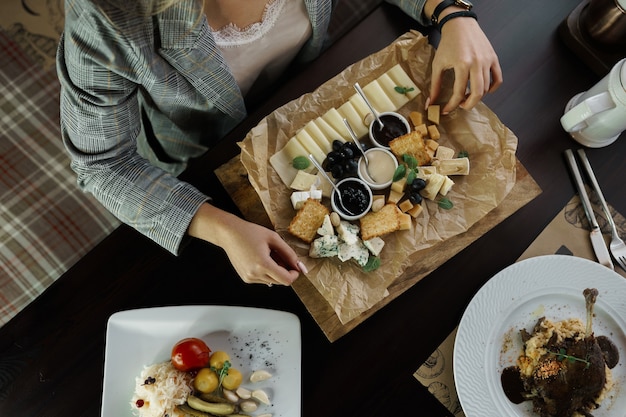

left=0, top=31, right=119, bottom=327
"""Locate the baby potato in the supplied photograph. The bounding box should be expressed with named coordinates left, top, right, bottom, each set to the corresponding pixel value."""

left=209, top=351, right=230, bottom=369
left=193, top=368, right=219, bottom=393
left=222, top=368, right=243, bottom=390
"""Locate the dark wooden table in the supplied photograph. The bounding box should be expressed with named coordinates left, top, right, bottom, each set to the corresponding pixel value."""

left=1, top=1, right=625, bottom=416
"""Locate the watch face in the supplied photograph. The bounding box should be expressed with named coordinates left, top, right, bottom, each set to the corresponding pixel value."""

left=455, top=0, right=473, bottom=9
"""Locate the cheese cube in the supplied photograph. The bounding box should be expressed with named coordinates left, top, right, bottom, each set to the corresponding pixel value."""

left=398, top=213, right=413, bottom=230
left=407, top=203, right=424, bottom=218
left=290, top=190, right=322, bottom=209
left=387, top=189, right=404, bottom=205
left=290, top=170, right=318, bottom=191
left=435, top=145, right=456, bottom=160
left=427, top=105, right=440, bottom=125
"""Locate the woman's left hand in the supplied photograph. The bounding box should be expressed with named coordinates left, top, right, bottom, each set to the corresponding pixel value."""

left=428, top=17, right=503, bottom=114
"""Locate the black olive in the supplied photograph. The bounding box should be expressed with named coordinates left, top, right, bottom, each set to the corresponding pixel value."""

left=411, top=178, right=427, bottom=191
left=339, top=146, right=354, bottom=160
left=332, top=140, right=344, bottom=152
left=344, top=159, right=358, bottom=176
left=409, top=192, right=423, bottom=205
left=330, top=164, right=344, bottom=179
left=326, top=151, right=341, bottom=165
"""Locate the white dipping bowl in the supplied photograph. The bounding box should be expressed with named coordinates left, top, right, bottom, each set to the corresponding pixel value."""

left=357, top=148, right=398, bottom=190
left=331, top=177, right=373, bottom=221
left=368, top=111, right=411, bottom=149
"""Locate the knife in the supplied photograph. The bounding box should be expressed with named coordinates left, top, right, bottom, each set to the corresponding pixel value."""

left=564, top=149, right=614, bottom=270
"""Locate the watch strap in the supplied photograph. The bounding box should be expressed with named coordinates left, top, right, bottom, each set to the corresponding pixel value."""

left=431, top=0, right=457, bottom=25
left=437, top=10, right=478, bottom=31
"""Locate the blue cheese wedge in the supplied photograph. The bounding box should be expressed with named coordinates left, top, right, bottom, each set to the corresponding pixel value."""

left=317, top=214, right=334, bottom=236
left=363, top=237, right=385, bottom=256
left=336, top=220, right=359, bottom=245
left=338, top=241, right=370, bottom=267
left=309, top=235, right=339, bottom=258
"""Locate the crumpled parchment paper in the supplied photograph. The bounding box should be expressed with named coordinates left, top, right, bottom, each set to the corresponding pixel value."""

left=239, top=31, right=518, bottom=324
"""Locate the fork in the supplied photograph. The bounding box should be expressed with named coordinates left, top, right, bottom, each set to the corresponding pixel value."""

left=577, top=149, right=626, bottom=272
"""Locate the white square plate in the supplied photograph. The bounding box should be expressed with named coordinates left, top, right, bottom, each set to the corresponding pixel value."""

left=101, top=306, right=301, bottom=417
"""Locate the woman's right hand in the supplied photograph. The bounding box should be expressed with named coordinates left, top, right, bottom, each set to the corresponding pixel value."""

left=188, top=203, right=304, bottom=286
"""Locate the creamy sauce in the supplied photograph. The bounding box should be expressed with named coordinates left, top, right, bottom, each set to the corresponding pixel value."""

left=359, top=149, right=396, bottom=184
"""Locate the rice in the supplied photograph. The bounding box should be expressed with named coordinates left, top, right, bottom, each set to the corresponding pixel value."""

left=517, top=318, right=586, bottom=378
left=130, top=361, right=193, bottom=417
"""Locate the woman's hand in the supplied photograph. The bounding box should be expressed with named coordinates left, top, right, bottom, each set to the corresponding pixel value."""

left=429, top=17, right=502, bottom=114
left=188, top=203, right=304, bottom=286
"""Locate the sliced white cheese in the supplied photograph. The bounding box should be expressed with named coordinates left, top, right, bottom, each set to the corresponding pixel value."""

left=337, top=101, right=368, bottom=138
left=282, top=136, right=309, bottom=161
left=385, top=64, right=420, bottom=99
left=376, top=73, right=411, bottom=109
left=303, top=120, right=332, bottom=154
left=309, top=235, right=339, bottom=258
left=363, top=236, right=385, bottom=256
left=347, top=94, right=372, bottom=127
left=295, top=129, right=326, bottom=164
left=362, top=80, right=396, bottom=114
left=313, top=117, right=344, bottom=145
left=321, top=108, right=351, bottom=140
left=317, top=214, right=334, bottom=236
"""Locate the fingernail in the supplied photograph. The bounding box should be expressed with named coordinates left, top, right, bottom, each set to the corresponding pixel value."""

left=425, top=97, right=431, bottom=109
left=297, top=261, right=308, bottom=274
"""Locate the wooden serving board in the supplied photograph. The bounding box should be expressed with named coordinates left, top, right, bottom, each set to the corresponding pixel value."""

left=215, top=155, right=542, bottom=342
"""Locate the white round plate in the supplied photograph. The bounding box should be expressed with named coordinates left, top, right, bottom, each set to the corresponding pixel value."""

left=454, top=255, right=626, bottom=417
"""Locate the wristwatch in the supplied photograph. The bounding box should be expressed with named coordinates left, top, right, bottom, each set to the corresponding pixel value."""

left=431, top=0, right=473, bottom=25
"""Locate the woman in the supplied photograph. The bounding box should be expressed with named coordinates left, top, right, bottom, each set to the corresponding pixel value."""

left=57, top=0, right=501, bottom=286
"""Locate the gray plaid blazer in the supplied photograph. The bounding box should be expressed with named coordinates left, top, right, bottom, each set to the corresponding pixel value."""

left=57, top=0, right=427, bottom=254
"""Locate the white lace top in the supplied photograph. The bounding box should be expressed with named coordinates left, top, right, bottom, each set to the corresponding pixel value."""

left=211, top=0, right=312, bottom=97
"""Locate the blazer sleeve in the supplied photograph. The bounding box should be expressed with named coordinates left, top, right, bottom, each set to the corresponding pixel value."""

left=385, top=0, right=431, bottom=28
left=57, top=13, right=208, bottom=255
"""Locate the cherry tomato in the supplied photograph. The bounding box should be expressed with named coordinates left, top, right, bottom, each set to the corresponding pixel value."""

left=171, top=338, right=211, bottom=372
